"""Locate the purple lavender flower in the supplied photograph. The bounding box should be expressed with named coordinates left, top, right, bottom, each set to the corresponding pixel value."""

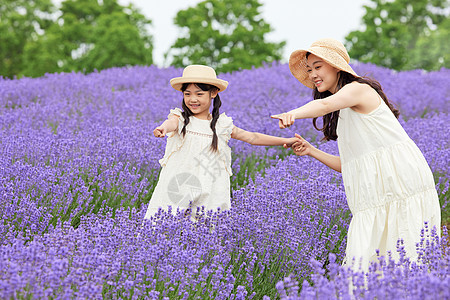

left=0, top=63, right=448, bottom=298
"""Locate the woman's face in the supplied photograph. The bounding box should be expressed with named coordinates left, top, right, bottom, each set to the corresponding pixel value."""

left=183, top=83, right=217, bottom=119
left=306, top=54, right=340, bottom=93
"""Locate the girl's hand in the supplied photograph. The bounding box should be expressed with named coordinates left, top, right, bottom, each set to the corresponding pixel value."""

left=153, top=126, right=167, bottom=137
left=291, top=133, right=313, bottom=156
left=283, top=137, right=299, bottom=148
left=271, top=113, right=295, bottom=129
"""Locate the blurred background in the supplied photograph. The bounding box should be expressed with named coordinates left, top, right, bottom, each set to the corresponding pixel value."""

left=1, top=0, right=448, bottom=78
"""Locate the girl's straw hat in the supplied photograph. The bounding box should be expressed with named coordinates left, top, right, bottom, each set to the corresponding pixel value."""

left=170, top=65, right=229, bottom=92
left=289, top=38, right=358, bottom=89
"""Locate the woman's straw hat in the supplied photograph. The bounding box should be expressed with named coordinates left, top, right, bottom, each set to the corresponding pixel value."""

left=170, top=65, right=229, bottom=92
left=289, top=38, right=358, bottom=89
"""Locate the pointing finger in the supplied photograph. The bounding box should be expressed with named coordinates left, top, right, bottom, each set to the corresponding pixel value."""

left=294, top=133, right=304, bottom=140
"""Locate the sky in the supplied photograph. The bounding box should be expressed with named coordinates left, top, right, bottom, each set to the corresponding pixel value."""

left=119, top=0, right=372, bottom=67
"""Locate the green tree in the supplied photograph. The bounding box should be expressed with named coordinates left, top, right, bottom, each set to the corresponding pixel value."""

left=168, top=0, right=285, bottom=73
left=77, top=11, right=153, bottom=73
left=408, top=17, right=450, bottom=70
left=345, top=0, right=448, bottom=70
left=22, top=24, right=65, bottom=77
left=0, top=0, right=55, bottom=78
left=22, top=0, right=153, bottom=77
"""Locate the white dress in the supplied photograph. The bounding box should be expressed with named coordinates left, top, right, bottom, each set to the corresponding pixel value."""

left=337, top=96, right=441, bottom=271
left=144, top=108, right=234, bottom=219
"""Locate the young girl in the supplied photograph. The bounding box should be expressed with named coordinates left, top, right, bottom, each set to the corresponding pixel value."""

left=145, top=64, right=297, bottom=220
left=272, top=38, right=441, bottom=271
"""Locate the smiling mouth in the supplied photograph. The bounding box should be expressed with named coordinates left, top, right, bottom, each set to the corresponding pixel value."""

left=314, top=80, right=323, bottom=86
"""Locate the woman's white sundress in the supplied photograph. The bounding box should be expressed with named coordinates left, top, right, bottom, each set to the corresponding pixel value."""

left=337, top=96, right=441, bottom=271
left=145, top=108, right=234, bottom=220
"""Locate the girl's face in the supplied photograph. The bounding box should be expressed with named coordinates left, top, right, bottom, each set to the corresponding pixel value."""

left=306, top=54, right=340, bottom=93
left=183, top=83, right=218, bottom=119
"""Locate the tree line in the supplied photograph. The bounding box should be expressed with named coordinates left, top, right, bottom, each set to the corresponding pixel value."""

left=0, top=0, right=448, bottom=79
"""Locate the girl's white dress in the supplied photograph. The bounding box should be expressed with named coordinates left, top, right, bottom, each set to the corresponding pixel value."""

left=144, top=108, right=234, bottom=219
left=337, top=96, right=441, bottom=271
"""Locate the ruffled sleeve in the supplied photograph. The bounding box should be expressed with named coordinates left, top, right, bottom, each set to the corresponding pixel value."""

left=158, top=108, right=185, bottom=167
left=168, top=107, right=183, bottom=119
left=167, top=107, right=184, bottom=137
left=217, top=112, right=234, bottom=142
left=168, top=108, right=184, bottom=136
left=216, top=112, right=234, bottom=175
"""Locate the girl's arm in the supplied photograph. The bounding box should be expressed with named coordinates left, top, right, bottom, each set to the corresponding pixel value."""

left=231, top=126, right=297, bottom=147
left=292, top=134, right=341, bottom=172
left=153, top=115, right=180, bottom=137
left=271, top=82, right=378, bottom=128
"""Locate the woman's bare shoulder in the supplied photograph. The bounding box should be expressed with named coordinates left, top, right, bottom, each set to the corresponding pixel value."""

left=343, top=82, right=381, bottom=112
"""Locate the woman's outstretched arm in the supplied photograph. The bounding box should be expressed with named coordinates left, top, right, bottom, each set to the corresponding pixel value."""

left=271, top=82, right=377, bottom=129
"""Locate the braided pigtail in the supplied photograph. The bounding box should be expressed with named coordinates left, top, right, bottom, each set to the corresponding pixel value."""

left=209, top=93, right=221, bottom=152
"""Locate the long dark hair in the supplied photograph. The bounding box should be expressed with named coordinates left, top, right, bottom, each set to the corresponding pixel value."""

left=310, top=61, right=399, bottom=141
left=180, top=82, right=222, bottom=151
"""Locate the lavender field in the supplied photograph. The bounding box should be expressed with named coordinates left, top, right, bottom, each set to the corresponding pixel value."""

left=0, top=63, right=449, bottom=299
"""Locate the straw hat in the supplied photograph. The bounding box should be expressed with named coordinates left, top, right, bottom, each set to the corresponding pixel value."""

left=289, top=38, right=358, bottom=89
left=170, top=65, right=228, bottom=92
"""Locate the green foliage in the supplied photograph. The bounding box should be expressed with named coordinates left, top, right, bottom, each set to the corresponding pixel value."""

left=144, top=247, right=300, bottom=299
left=168, top=0, right=285, bottom=73
left=2, top=0, right=154, bottom=78
left=345, top=0, right=449, bottom=71
left=410, top=18, right=450, bottom=70
left=75, top=11, right=153, bottom=73
left=436, top=175, right=450, bottom=228
left=0, top=0, right=55, bottom=78
left=231, top=147, right=292, bottom=191
left=22, top=24, right=63, bottom=77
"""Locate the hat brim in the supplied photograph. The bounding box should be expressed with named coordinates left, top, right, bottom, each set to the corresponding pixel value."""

left=170, top=77, right=228, bottom=92
left=289, top=47, right=358, bottom=89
